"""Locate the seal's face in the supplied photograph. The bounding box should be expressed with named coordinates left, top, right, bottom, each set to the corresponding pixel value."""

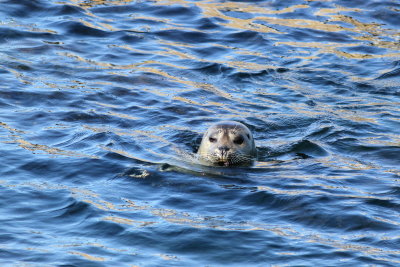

left=197, top=121, right=257, bottom=166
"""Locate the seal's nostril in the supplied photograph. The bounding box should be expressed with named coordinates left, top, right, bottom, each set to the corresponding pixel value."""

left=219, top=146, right=230, bottom=152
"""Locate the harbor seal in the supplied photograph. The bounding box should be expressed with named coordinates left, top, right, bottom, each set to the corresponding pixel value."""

left=197, top=121, right=257, bottom=166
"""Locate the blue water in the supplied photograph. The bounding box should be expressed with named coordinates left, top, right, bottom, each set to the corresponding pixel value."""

left=1, top=0, right=400, bottom=266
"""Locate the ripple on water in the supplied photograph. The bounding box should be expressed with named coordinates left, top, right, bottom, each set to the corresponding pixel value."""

left=0, top=0, right=399, bottom=266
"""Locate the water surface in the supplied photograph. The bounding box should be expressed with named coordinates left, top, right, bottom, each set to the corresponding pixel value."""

left=1, top=0, right=400, bottom=266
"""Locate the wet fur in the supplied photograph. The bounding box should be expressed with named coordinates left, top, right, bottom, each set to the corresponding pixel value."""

left=197, top=121, right=257, bottom=166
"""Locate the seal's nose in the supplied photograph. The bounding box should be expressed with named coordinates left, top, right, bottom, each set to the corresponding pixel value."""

left=218, top=146, right=230, bottom=157
left=218, top=146, right=230, bottom=152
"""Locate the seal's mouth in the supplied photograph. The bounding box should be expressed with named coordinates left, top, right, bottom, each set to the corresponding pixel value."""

left=210, top=153, right=231, bottom=167
left=216, top=160, right=229, bottom=167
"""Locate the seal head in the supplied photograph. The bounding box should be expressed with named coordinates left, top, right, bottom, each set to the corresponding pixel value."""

left=197, top=121, right=257, bottom=166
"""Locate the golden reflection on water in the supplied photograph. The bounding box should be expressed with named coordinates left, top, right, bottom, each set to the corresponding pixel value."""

left=84, top=125, right=170, bottom=144
left=257, top=184, right=392, bottom=201
left=37, top=0, right=400, bottom=126
left=47, top=0, right=400, bottom=141
left=277, top=41, right=400, bottom=59
left=0, top=122, right=97, bottom=159
left=103, top=215, right=156, bottom=227
left=3, top=180, right=399, bottom=263
left=15, top=138, right=98, bottom=158
left=69, top=251, right=107, bottom=262
left=2, top=0, right=398, bottom=264
left=66, top=0, right=400, bottom=67
left=69, top=0, right=135, bottom=8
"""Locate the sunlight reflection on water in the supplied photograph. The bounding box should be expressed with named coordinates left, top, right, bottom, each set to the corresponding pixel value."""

left=0, top=0, right=399, bottom=265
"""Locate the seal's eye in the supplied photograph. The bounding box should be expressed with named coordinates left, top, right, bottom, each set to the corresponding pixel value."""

left=233, top=136, right=244, bottom=145
left=209, top=137, right=217, bottom=143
